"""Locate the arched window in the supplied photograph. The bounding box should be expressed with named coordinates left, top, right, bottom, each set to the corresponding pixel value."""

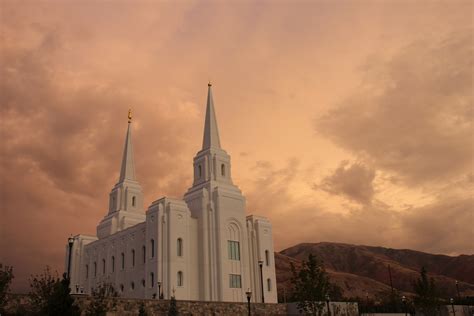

left=132, top=196, right=136, bottom=207
left=142, top=246, right=146, bottom=263
left=120, top=284, right=124, bottom=292
left=112, top=256, right=115, bottom=272
left=131, top=249, right=135, bottom=267
left=198, top=165, right=202, bottom=178
left=150, top=239, right=155, bottom=258
left=221, top=164, right=225, bottom=176
left=177, top=238, right=183, bottom=257
left=93, top=262, right=97, bottom=277
left=177, top=271, right=183, bottom=286
left=131, top=282, right=135, bottom=290
left=121, top=252, right=125, bottom=269
left=102, top=259, right=106, bottom=274
left=142, top=279, right=145, bottom=287
left=265, top=250, right=270, bottom=266
left=85, top=264, right=89, bottom=279
left=267, top=278, right=272, bottom=291
left=150, top=272, right=154, bottom=287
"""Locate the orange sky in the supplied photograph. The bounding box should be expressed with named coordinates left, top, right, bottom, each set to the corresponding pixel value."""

left=1, top=0, right=472, bottom=292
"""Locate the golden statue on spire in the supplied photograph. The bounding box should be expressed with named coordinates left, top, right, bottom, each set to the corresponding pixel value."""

left=128, top=109, right=132, bottom=123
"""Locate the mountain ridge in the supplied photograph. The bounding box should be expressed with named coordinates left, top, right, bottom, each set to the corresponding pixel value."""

left=276, top=242, right=474, bottom=300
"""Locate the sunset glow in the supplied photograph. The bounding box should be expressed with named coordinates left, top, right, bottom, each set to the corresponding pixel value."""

left=1, top=0, right=472, bottom=292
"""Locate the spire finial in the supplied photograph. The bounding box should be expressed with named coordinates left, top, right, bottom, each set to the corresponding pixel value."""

left=128, top=109, right=132, bottom=123
left=208, top=80, right=212, bottom=87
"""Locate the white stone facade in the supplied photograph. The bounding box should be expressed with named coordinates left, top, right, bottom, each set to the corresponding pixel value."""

left=66, top=84, right=278, bottom=303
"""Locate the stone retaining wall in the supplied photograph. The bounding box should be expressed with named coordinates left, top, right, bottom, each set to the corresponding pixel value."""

left=71, top=295, right=286, bottom=316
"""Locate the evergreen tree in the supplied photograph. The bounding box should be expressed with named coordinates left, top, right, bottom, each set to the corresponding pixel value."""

left=291, top=254, right=333, bottom=315
left=168, top=295, right=178, bottom=316
left=412, top=266, right=439, bottom=316
left=0, top=263, right=14, bottom=314
left=138, top=302, right=147, bottom=316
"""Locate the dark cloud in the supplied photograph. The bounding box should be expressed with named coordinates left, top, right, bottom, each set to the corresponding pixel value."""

left=0, top=22, right=195, bottom=292
left=317, top=161, right=376, bottom=205
left=316, top=30, right=473, bottom=186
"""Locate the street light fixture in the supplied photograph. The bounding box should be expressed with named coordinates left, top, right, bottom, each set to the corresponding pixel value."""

left=246, top=289, right=252, bottom=316
left=455, top=281, right=460, bottom=300
left=326, top=294, right=330, bottom=316
left=450, top=298, right=455, bottom=316
left=157, top=281, right=162, bottom=299
left=67, top=236, right=74, bottom=279
left=258, top=260, right=264, bottom=303
left=402, top=296, right=407, bottom=316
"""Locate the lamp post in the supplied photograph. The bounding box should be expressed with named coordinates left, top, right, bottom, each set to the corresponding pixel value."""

left=450, top=298, right=455, bottom=316
left=157, top=281, right=162, bottom=299
left=67, top=236, right=74, bottom=279
left=326, top=294, right=330, bottom=316
left=365, top=292, right=369, bottom=314
left=258, top=260, right=264, bottom=303
left=402, top=295, right=407, bottom=316
left=455, top=281, right=460, bottom=300
left=246, top=289, right=252, bottom=316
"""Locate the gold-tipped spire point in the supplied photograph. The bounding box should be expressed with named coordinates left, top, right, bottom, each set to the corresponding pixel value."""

left=128, top=109, right=132, bottom=123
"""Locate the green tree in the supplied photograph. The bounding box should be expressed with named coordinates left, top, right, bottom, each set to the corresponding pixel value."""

left=168, top=295, right=178, bottom=316
left=138, top=302, right=148, bottom=316
left=85, top=282, right=119, bottom=316
left=291, top=254, right=333, bottom=315
left=0, top=263, right=14, bottom=314
left=412, top=266, right=439, bottom=316
left=28, top=267, right=80, bottom=316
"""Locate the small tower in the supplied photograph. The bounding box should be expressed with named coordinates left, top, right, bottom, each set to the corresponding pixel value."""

left=189, top=82, right=235, bottom=188
left=97, top=110, right=145, bottom=238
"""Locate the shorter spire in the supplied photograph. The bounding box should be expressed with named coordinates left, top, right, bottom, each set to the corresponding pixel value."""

left=119, top=109, right=136, bottom=182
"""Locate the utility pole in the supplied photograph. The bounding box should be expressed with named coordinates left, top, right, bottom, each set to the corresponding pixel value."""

left=388, top=264, right=394, bottom=295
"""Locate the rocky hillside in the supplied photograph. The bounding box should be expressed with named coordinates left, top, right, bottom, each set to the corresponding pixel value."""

left=276, top=242, right=474, bottom=300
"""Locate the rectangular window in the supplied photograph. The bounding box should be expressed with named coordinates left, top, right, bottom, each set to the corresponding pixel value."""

left=229, top=274, right=242, bottom=288
left=228, top=241, right=240, bottom=260
left=267, top=278, right=272, bottom=291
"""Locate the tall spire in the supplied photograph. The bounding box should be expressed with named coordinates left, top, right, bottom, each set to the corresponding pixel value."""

left=202, top=82, right=221, bottom=150
left=119, top=109, right=136, bottom=182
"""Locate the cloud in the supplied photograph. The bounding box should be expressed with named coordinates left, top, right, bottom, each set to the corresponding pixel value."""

left=316, top=30, right=473, bottom=186
left=317, top=161, right=376, bottom=205
left=1, top=1, right=472, bottom=293
left=0, top=18, right=198, bottom=292
left=243, top=158, right=473, bottom=255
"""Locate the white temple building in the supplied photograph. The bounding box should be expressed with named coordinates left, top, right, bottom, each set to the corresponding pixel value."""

left=65, top=84, right=278, bottom=303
